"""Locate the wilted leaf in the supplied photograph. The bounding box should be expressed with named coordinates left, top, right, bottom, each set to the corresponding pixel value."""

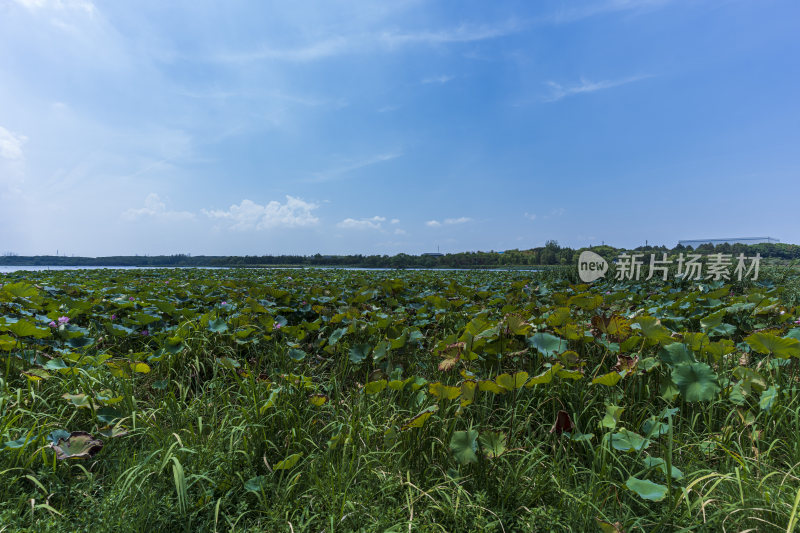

left=550, top=410, right=575, bottom=434
left=50, top=431, right=103, bottom=460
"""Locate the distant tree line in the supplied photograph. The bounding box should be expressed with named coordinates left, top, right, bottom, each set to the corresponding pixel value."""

left=0, top=242, right=798, bottom=269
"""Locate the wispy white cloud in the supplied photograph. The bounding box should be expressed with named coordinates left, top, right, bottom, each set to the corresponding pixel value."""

left=543, top=75, right=651, bottom=102
left=546, top=0, right=674, bottom=24
left=0, top=126, right=27, bottom=160
left=523, top=212, right=537, bottom=221
left=421, top=75, right=454, bottom=85
left=11, top=0, right=96, bottom=14
left=212, top=37, right=350, bottom=64
left=308, top=151, right=402, bottom=183
left=426, top=217, right=472, bottom=227
left=123, top=193, right=195, bottom=221
left=379, top=20, right=522, bottom=47
left=337, top=216, right=386, bottom=230
left=212, top=20, right=522, bottom=65
left=203, top=196, right=319, bottom=230
left=390, top=218, right=400, bottom=224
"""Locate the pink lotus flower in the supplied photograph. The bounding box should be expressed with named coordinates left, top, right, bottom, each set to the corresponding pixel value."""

left=49, top=321, right=56, bottom=328
left=141, top=330, right=149, bottom=336
left=221, top=301, right=227, bottom=306
left=111, top=314, right=117, bottom=320
left=58, top=316, right=69, bottom=325
left=273, top=323, right=282, bottom=329
left=129, top=297, right=135, bottom=301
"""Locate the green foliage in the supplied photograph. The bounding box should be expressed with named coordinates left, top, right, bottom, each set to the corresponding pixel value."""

left=0, top=266, right=799, bottom=531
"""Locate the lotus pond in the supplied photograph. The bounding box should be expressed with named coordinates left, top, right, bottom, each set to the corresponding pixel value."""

left=2, top=267, right=800, bottom=531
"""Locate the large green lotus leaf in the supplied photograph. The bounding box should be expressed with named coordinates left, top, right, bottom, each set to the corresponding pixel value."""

left=50, top=431, right=103, bottom=460
left=641, top=417, right=668, bottom=437
left=643, top=457, right=683, bottom=480
left=132, top=313, right=160, bottom=326
left=592, top=371, right=622, bottom=387
left=700, top=309, right=725, bottom=330
left=600, top=404, right=624, bottom=430
left=745, top=333, right=800, bottom=358
left=274, top=452, right=302, bottom=471
left=527, top=332, right=567, bottom=357
left=671, top=362, right=720, bottom=402
left=47, top=429, right=71, bottom=444
left=658, top=343, right=695, bottom=366
left=348, top=343, right=371, bottom=364
left=365, top=379, right=387, bottom=395
left=372, top=340, right=390, bottom=362
left=708, top=323, right=736, bottom=337
left=1, top=435, right=31, bottom=450
left=244, top=475, right=267, bottom=492
left=328, top=327, right=347, bottom=345
left=569, top=293, right=603, bottom=310
left=1, top=282, right=38, bottom=299
left=625, top=476, right=667, bottom=501
left=633, top=317, right=673, bottom=345
left=0, top=334, right=16, bottom=351
left=478, top=431, right=507, bottom=458
left=546, top=307, right=571, bottom=327
left=164, top=336, right=185, bottom=354
left=450, top=429, right=479, bottom=465
left=97, top=406, right=123, bottom=424
left=785, top=328, right=800, bottom=341
left=3, top=319, right=50, bottom=339
left=609, top=428, right=650, bottom=452
left=207, top=318, right=228, bottom=333
left=67, top=335, right=94, bottom=349
left=287, top=348, right=306, bottom=362
left=760, top=385, right=779, bottom=412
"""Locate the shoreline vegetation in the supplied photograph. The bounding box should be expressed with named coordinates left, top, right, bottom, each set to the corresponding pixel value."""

left=2, top=241, right=799, bottom=269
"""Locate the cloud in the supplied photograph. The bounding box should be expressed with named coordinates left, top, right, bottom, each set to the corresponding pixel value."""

left=544, top=75, right=651, bottom=102
left=524, top=212, right=537, bottom=221
left=212, top=37, right=350, bottom=64
left=212, top=21, right=521, bottom=65
left=0, top=126, right=28, bottom=160
left=308, top=151, right=402, bottom=183
left=421, top=75, right=454, bottom=85
left=394, top=228, right=407, bottom=235
left=337, top=216, right=386, bottom=230
left=12, top=0, right=96, bottom=14
left=203, top=195, right=319, bottom=230
left=390, top=218, right=400, bottom=224
left=380, top=20, right=522, bottom=47
left=123, top=193, right=195, bottom=221
left=545, top=0, right=674, bottom=23
left=428, top=217, right=471, bottom=227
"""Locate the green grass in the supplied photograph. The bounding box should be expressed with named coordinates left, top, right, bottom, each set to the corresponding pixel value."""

left=1, top=267, right=800, bottom=531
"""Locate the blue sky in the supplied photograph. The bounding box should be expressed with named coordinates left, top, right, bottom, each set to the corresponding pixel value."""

left=0, top=0, right=798, bottom=256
